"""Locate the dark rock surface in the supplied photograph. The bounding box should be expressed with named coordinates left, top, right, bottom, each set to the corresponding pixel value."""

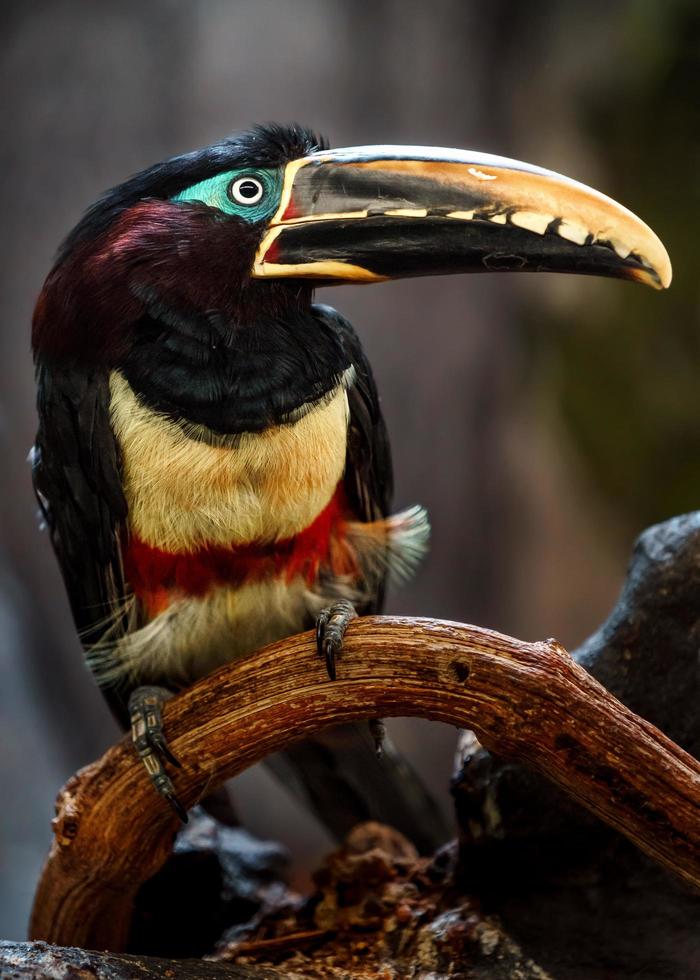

left=129, top=811, right=290, bottom=960
left=453, top=513, right=700, bottom=978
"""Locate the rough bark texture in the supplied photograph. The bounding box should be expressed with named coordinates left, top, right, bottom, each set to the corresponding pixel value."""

left=453, top=514, right=700, bottom=977
left=455, top=513, right=700, bottom=839
left=0, top=940, right=284, bottom=979
left=29, top=613, right=700, bottom=953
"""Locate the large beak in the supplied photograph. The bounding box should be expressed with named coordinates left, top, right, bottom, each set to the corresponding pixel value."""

left=253, top=146, right=671, bottom=290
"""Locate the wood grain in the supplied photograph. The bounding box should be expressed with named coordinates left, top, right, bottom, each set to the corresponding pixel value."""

left=30, top=616, right=700, bottom=951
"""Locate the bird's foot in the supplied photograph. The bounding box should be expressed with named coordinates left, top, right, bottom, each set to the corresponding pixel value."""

left=316, top=602, right=385, bottom=755
left=368, top=717, right=387, bottom=758
left=315, top=599, right=357, bottom=681
left=128, top=685, right=187, bottom=823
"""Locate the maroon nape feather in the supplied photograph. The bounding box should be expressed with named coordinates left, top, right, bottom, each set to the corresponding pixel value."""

left=32, top=200, right=262, bottom=364
left=32, top=230, right=142, bottom=365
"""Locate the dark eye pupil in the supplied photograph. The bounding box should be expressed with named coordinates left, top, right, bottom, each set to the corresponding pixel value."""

left=238, top=180, right=259, bottom=199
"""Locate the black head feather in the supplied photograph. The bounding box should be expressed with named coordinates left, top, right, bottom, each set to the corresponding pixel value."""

left=58, top=123, right=327, bottom=262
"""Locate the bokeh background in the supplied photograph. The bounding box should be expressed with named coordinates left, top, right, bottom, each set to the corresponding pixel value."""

left=1, top=0, right=698, bottom=939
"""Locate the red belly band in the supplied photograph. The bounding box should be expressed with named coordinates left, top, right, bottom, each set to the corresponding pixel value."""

left=124, top=487, right=358, bottom=616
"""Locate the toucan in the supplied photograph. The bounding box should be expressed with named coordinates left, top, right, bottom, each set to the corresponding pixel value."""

left=31, top=124, right=671, bottom=833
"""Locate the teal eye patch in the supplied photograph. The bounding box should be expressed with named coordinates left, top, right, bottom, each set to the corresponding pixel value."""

left=171, top=167, right=282, bottom=222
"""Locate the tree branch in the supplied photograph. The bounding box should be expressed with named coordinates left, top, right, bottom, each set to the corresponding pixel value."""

left=0, top=941, right=286, bottom=979
left=453, top=513, right=700, bottom=849
left=30, top=616, right=700, bottom=951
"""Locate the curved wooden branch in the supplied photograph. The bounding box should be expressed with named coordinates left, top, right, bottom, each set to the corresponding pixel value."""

left=30, top=617, right=700, bottom=952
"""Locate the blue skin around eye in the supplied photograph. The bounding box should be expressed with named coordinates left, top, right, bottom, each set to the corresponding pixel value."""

left=171, top=168, right=282, bottom=222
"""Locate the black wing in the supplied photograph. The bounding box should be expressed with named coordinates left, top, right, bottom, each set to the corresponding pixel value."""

left=313, top=304, right=393, bottom=614
left=32, top=361, right=131, bottom=717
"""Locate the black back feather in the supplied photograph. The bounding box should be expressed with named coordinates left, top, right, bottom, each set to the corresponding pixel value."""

left=32, top=363, right=131, bottom=715
left=313, top=304, right=393, bottom=614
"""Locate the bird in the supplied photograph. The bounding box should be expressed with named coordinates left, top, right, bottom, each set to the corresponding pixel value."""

left=31, top=123, right=671, bottom=834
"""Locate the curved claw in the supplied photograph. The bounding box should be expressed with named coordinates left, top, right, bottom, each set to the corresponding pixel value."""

left=315, top=600, right=357, bottom=682
left=316, top=609, right=330, bottom=657
left=164, top=792, right=189, bottom=823
left=151, top=733, right=182, bottom=769
left=324, top=639, right=337, bottom=682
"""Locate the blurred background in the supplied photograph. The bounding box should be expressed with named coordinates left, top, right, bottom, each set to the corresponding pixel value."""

left=1, top=0, right=698, bottom=940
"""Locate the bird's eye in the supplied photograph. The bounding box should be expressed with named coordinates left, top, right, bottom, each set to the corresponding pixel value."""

left=228, top=176, right=265, bottom=206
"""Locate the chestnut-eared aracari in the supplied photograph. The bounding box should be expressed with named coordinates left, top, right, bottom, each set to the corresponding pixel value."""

left=31, top=124, right=671, bottom=837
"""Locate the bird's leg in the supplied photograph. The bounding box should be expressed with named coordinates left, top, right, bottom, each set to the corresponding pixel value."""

left=368, top=717, right=387, bottom=758
left=316, top=601, right=387, bottom=755
left=316, top=599, right=357, bottom=681
left=128, top=685, right=187, bottom=823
